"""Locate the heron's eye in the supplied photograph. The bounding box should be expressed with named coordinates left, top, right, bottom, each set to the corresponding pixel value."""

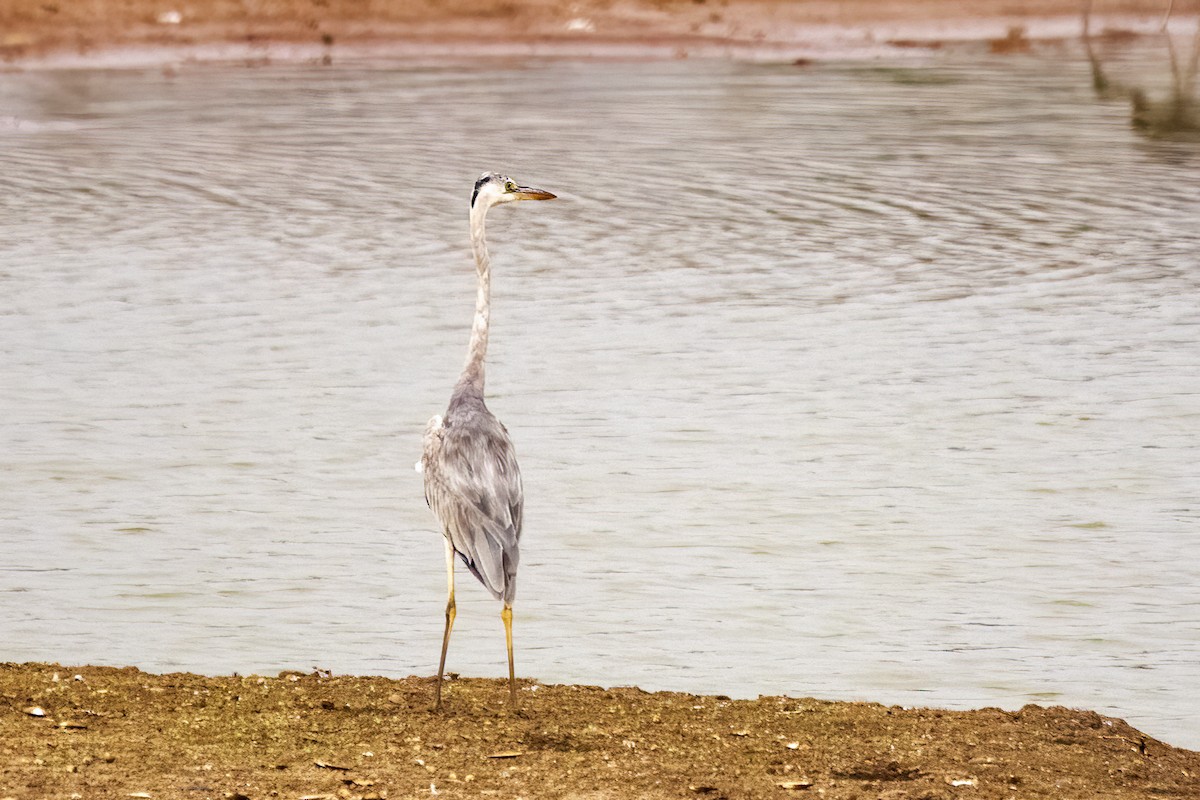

left=505, top=181, right=518, bottom=192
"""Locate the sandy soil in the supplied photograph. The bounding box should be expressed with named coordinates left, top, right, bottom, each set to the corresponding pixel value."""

left=0, top=0, right=1190, bottom=65
left=2, top=662, right=1198, bottom=800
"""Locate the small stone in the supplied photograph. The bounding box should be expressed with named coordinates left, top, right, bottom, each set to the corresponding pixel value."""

left=777, top=780, right=813, bottom=790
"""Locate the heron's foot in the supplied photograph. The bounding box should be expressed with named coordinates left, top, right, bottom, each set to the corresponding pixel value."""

left=432, top=672, right=461, bottom=713
left=482, top=702, right=527, bottom=718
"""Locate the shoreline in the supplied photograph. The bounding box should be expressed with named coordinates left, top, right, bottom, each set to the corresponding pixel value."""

left=2, top=661, right=1198, bottom=799
left=2, top=1, right=1195, bottom=69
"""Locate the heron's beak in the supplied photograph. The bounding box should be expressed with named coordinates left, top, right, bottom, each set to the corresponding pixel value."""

left=512, top=185, right=556, bottom=201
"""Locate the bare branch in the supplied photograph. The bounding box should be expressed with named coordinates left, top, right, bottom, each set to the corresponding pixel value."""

left=1160, top=0, right=1175, bottom=33
left=1081, top=0, right=1109, bottom=93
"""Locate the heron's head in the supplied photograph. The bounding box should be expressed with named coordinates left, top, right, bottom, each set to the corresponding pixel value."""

left=471, top=172, right=556, bottom=212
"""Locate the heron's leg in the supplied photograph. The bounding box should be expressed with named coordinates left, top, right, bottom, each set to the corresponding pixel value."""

left=501, top=604, right=516, bottom=708
left=435, top=538, right=456, bottom=711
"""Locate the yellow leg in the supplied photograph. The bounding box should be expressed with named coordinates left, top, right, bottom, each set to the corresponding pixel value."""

left=435, top=538, right=456, bottom=711
left=501, top=604, right=516, bottom=708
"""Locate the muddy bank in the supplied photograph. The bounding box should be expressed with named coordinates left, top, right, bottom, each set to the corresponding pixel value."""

left=0, top=0, right=1188, bottom=65
left=1, top=662, right=1197, bottom=799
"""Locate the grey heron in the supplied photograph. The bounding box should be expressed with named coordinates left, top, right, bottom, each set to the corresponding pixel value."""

left=419, top=172, right=556, bottom=710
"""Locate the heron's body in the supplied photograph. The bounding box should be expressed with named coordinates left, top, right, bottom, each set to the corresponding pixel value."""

left=422, top=383, right=522, bottom=605
left=420, top=172, right=555, bottom=710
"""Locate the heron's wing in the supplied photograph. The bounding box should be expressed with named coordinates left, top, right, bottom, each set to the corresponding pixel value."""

left=422, top=415, right=523, bottom=603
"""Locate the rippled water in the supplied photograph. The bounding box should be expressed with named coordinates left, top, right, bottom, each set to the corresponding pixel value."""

left=2, top=50, right=1198, bottom=748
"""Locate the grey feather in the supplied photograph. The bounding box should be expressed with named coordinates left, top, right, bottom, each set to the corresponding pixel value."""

left=422, top=383, right=523, bottom=605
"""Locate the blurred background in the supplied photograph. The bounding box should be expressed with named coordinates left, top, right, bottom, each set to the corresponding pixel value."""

left=2, top=0, right=1198, bottom=751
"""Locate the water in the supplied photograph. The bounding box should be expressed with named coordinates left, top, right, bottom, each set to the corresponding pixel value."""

left=1, top=49, right=1198, bottom=750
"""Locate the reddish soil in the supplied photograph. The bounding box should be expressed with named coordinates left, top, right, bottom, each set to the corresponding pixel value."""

left=0, top=0, right=1185, bottom=64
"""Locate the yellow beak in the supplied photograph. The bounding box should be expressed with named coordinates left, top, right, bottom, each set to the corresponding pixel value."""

left=512, top=185, right=556, bottom=201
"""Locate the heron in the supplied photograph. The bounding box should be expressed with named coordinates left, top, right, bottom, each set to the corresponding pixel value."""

left=419, top=172, right=556, bottom=711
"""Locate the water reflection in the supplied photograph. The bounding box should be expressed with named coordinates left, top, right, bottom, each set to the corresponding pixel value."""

left=1, top=51, right=1198, bottom=749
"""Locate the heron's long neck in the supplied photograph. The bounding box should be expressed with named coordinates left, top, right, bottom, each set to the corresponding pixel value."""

left=460, top=204, right=491, bottom=393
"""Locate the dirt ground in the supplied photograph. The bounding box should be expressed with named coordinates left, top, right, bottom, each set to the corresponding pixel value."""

left=0, top=0, right=1189, bottom=64
left=2, top=662, right=1198, bottom=800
